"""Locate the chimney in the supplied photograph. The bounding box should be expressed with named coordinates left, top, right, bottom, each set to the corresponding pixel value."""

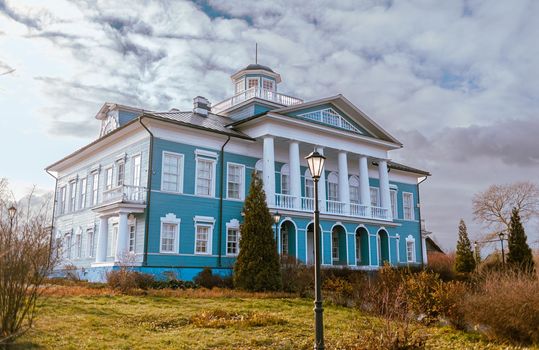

left=193, top=96, right=211, bottom=116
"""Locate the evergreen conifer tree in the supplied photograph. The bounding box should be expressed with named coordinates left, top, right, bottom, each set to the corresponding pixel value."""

left=233, top=172, right=282, bottom=291
left=454, top=219, right=476, bottom=273
left=507, top=207, right=535, bottom=274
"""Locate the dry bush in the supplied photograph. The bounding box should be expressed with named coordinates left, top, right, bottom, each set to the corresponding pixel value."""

left=0, top=184, right=55, bottom=344
left=426, top=252, right=455, bottom=281
left=280, top=255, right=313, bottom=297
left=323, top=277, right=354, bottom=307
left=106, top=268, right=154, bottom=293
left=193, top=267, right=233, bottom=289
left=464, top=270, right=539, bottom=345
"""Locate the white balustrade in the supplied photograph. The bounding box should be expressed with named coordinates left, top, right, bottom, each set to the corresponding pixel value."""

left=301, top=197, right=314, bottom=212
left=275, top=194, right=297, bottom=209
left=326, top=200, right=346, bottom=215
left=102, top=185, right=147, bottom=204
left=371, top=206, right=389, bottom=220
left=350, top=203, right=369, bottom=217
left=212, top=87, right=303, bottom=113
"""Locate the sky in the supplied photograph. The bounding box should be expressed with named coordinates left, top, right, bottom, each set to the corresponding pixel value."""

left=1, top=0, right=538, bottom=251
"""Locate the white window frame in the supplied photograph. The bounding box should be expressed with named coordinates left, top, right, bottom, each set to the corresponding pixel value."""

left=86, top=227, right=95, bottom=258
left=395, top=234, right=400, bottom=263
left=108, top=223, right=118, bottom=257
left=195, top=155, right=217, bottom=197
left=327, top=172, right=339, bottom=202
left=280, top=164, right=290, bottom=195
left=226, top=162, right=245, bottom=200
left=225, top=219, right=241, bottom=256
left=370, top=187, right=380, bottom=207
left=132, top=154, right=142, bottom=187
left=403, top=192, right=415, bottom=221
left=58, top=185, right=67, bottom=215
left=390, top=189, right=398, bottom=219
left=281, top=225, right=289, bottom=255
left=355, top=233, right=361, bottom=265
left=105, top=166, right=114, bottom=191
left=79, top=177, right=88, bottom=210
left=161, top=151, right=184, bottom=193
left=91, top=171, right=99, bottom=206
left=304, top=170, right=314, bottom=198
left=75, top=229, right=82, bottom=259
left=159, top=213, right=180, bottom=254
left=69, top=180, right=77, bottom=212
left=349, top=176, right=360, bottom=204
left=406, top=235, right=416, bottom=263
left=116, top=160, right=125, bottom=187
left=194, top=216, right=215, bottom=255
left=235, top=78, right=245, bottom=93
left=247, top=77, right=259, bottom=90
left=332, top=230, right=339, bottom=261
left=262, top=77, right=275, bottom=91
left=127, top=218, right=136, bottom=253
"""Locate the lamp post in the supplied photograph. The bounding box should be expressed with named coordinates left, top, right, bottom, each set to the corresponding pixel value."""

left=305, top=149, right=326, bottom=350
left=273, top=211, right=281, bottom=246
left=499, top=231, right=506, bottom=265
left=8, top=205, right=16, bottom=240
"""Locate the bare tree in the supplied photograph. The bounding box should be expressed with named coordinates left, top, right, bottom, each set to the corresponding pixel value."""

left=473, top=181, right=539, bottom=239
left=0, top=179, right=55, bottom=344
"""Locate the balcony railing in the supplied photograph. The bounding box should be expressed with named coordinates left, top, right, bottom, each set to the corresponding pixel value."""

left=273, top=194, right=391, bottom=221
left=102, top=185, right=147, bottom=205
left=212, top=87, right=303, bottom=114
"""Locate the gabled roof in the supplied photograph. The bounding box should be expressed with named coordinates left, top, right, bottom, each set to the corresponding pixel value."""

left=229, top=95, right=403, bottom=146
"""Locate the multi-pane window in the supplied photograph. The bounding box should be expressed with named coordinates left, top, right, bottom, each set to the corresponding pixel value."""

left=195, top=224, right=211, bottom=254
left=58, top=186, right=66, bottom=214
left=116, top=161, right=125, bottom=186
left=235, top=79, right=244, bottom=93
left=160, top=222, right=177, bottom=253
left=69, top=181, right=77, bottom=212
left=370, top=187, right=380, bottom=207
left=262, top=79, right=274, bottom=91
left=327, top=173, right=339, bottom=201
left=281, top=227, right=289, bottom=255
left=75, top=233, right=82, bottom=259
left=227, top=163, right=243, bottom=199
left=87, top=229, right=95, bottom=258
left=132, top=155, right=141, bottom=187
left=109, top=224, right=118, bottom=257
left=247, top=78, right=258, bottom=89
left=162, top=152, right=183, bottom=193
left=355, top=234, right=361, bottom=264
left=227, top=228, right=240, bottom=255
left=305, top=172, right=314, bottom=198
left=403, top=192, right=414, bottom=220
left=349, top=176, right=360, bottom=204
left=390, top=189, right=398, bottom=218
left=91, top=172, right=99, bottom=205
left=281, top=164, right=289, bottom=195
left=128, top=223, right=136, bottom=253
left=196, top=158, right=214, bottom=197
left=406, top=240, right=415, bottom=262
left=79, top=177, right=87, bottom=209
left=64, top=234, right=72, bottom=259
left=332, top=231, right=339, bottom=260
left=105, top=167, right=113, bottom=191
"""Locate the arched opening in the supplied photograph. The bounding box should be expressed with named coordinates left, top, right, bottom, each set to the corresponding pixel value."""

left=279, top=220, right=296, bottom=259
left=254, top=159, right=263, bottom=177
left=331, top=225, right=347, bottom=266
left=355, top=226, right=369, bottom=266
left=378, top=229, right=390, bottom=265
left=306, top=223, right=323, bottom=265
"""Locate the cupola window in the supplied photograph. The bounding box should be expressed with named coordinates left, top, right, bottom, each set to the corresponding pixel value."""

left=262, top=78, right=274, bottom=91
left=247, top=77, right=259, bottom=90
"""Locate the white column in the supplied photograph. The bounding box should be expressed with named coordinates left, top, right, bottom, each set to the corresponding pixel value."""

left=115, top=212, right=129, bottom=262
left=338, top=151, right=350, bottom=214
left=263, top=136, right=276, bottom=206
left=422, top=235, right=428, bottom=264
left=378, top=159, right=392, bottom=220
left=96, top=216, right=108, bottom=263
left=359, top=156, right=371, bottom=210
left=316, top=147, right=326, bottom=212
left=289, top=141, right=301, bottom=209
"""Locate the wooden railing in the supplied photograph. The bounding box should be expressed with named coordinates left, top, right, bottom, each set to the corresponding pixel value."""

left=102, top=185, right=147, bottom=204
left=212, top=87, right=303, bottom=113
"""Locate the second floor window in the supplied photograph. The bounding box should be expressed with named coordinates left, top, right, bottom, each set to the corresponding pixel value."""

left=370, top=187, right=380, bottom=207
left=196, top=158, right=214, bottom=197
left=69, top=181, right=77, bottom=212
left=390, top=189, right=398, bottom=218
left=58, top=186, right=66, bottom=214
left=91, top=172, right=99, bottom=205
left=132, top=155, right=141, bottom=187
left=227, top=163, right=244, bottom=200
left=403, top=192, right=414, bottom=220
left=327, top=173, right=339, bottom=202
left=162, top=152, right=184, bottom=193
left=349, top=176, right=360, bottom=204
left=116, top=161, right=125, bottom=186
left=105, top=167, right=113, bottom=191
left=281, top=164, right=289, bottom=195
left=79, top=177, right=87, bottom=209
left=304, top=171, right=314, bottom=198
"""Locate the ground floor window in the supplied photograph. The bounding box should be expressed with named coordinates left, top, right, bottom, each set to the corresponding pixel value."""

left=87, top=228, right=95, bottom=258
left=355, top=234, right=361, bottom=264
left=128, top=223, right=136, bottom=253
left=160, top=213, right=180, bottom=254
left=406, top=235, right=415, bottom=262
left=195, top=224, right=212, bottom=254
left=281, top=226, right=289, bottom=255
left=109, top=224, right=118, bottom=257
left=227, top=228, right=240, bottom=255
left=332, top=231, right=339, bottom=261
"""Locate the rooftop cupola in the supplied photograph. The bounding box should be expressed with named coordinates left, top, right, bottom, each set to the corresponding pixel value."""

left=230, top=63, right=282, bottom=94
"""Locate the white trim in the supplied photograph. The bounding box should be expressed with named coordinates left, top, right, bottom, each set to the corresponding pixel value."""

left=226, top=162, right=246, bottom=200
left=161, top=151, right=184, bottom=194
left=160, top=213, right=181, bottom=254
left=193, top=215, right=216, bottom=224
left=194, top=149, right=219, bottom=159
left=246, top=76, right=260, bottom=90
left=128, top=217, right=137, bottom=253
left=195, top=156, right=217, bottom=198
left=406, top=234, right=416, bottom=263
left=395, top=234, right=400, bottom=263
left=390, top=189, right=398, bottom=219
left=225, top=219, right=241, bottom=256
left=402, top=192, right=415, bottom=221
left=194, top=221, right=214, bottom=255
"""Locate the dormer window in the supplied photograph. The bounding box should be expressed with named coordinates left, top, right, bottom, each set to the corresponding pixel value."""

left=247, top=77, right=259, bottom=90
left=262, top=78, right=274, bottom=91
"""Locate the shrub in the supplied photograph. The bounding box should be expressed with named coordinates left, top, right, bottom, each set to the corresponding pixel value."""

left=464, top=270, right=539, bottom=345
left=280, top=255, right=313, bottom=297
left=426, top=252, right=455, bottom=281
left=194, top=267, right=233, bottom=289
left=404, top=270, right=443, bottom=325
left=106, top=269, right=154, bottom=293
left=151, top=279, right=198, bottom=290
left=323, top=277, right=354, bottom=307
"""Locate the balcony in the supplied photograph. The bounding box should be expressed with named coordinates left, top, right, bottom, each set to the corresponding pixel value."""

left=212, top=87, right=303, bottom=114
left=102, top=185, right=147, bottom=205
left=274, top=194, right=391, bottom=221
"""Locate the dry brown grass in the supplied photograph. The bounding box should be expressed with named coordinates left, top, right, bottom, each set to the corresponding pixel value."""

left=426, top=252, right=456, bottom=280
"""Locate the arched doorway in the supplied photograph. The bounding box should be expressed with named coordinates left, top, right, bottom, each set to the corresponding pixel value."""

left=331, top=225, right=347, bottom=266
left=306, top=223, right=323, bottom=265
left=355, top=226, right=369, bottom=266
left=377, top=229, right=390, bottom=265
left=280, top=220, right=296, bottom=258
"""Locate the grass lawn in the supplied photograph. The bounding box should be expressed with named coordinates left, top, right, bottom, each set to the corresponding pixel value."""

left=10, top=286, right=536, bottom=350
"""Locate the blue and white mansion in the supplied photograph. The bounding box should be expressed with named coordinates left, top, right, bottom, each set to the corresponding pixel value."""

left=47, top=63, right=430, bottom=282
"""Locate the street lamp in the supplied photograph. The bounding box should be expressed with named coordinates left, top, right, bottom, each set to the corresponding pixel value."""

left=305, top=149, right=326, bottom=350
left=273, top=211, right=281, bottom=243
left=498, top=231, right=506, bottom=265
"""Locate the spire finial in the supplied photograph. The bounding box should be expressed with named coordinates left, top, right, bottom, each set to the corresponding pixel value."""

left=255, top=43, right=258, bottom=64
